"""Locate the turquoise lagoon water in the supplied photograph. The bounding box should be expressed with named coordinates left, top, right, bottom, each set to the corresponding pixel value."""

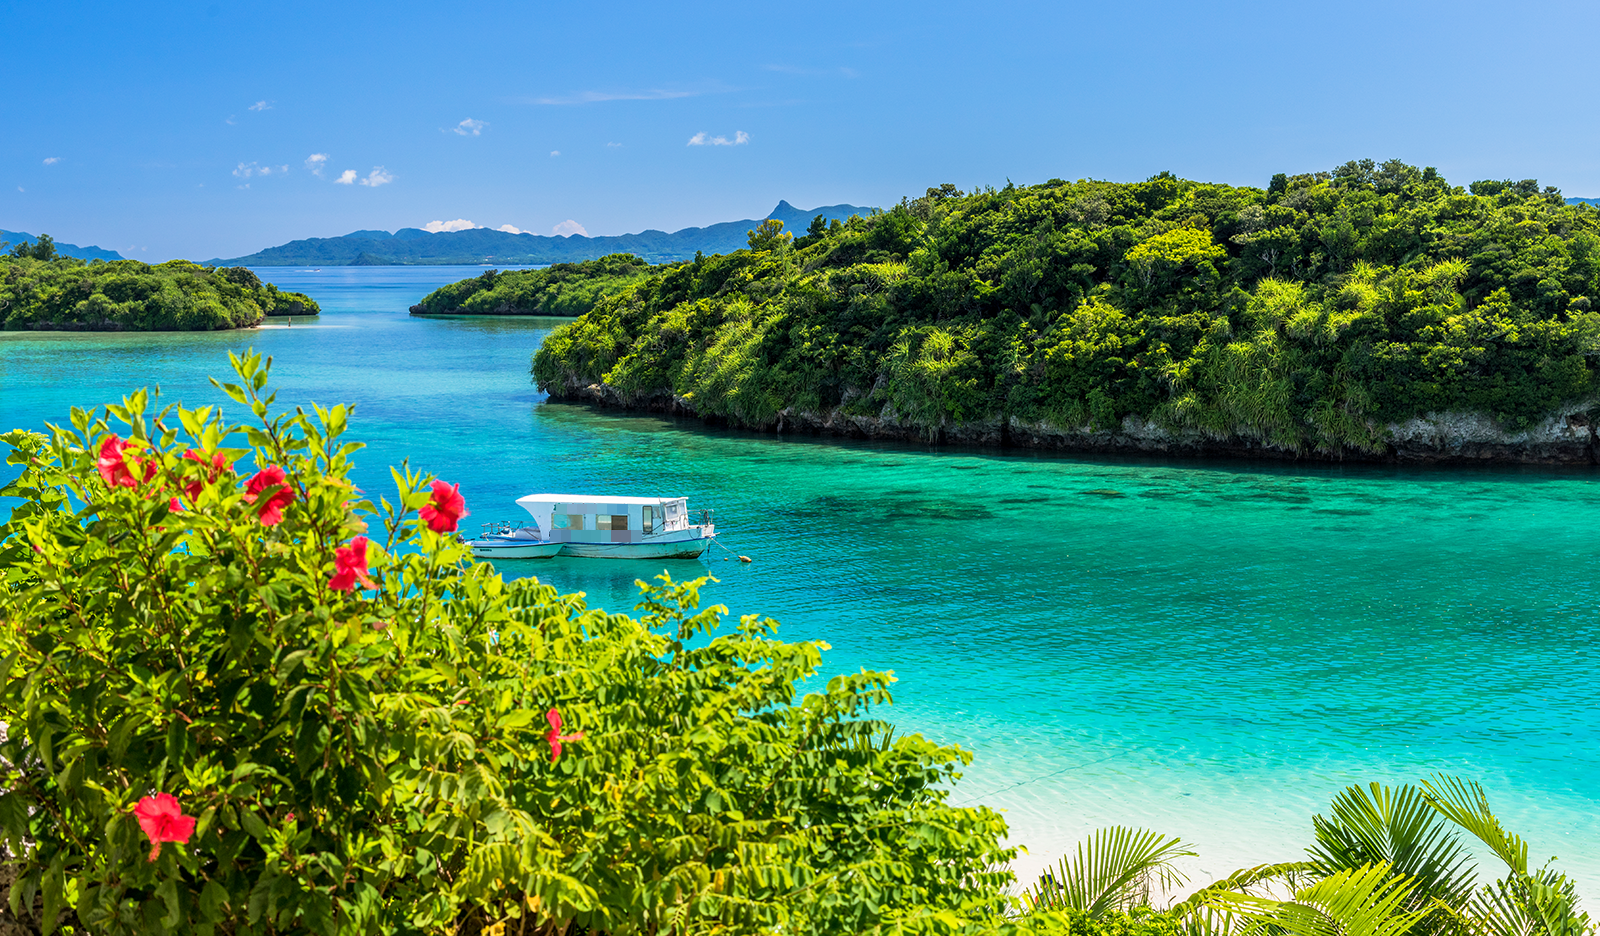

left=3, top=266, right=1597, bottom=897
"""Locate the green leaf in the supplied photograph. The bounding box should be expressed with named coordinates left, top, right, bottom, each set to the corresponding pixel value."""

left=1023, top=827, right=1194, bottom=919
left=1421, top=775, right=1529, bottom=876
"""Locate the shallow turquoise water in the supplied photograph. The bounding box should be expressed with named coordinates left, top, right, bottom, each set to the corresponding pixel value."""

left=3, top=267, right=1597, bottom=896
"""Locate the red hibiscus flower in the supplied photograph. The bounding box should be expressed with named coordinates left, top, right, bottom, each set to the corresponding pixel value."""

left=418, top=480, right=468, bottom=533
left=545, top=708, right=586, bottom=763
left=329, top=535, right=375, bottom=591
left=243, top=466, right=296, bottom=526
left=180, top=449, right=233, bottom=502
left=133, top=793, right=196, bottom=862
left=97, top=436, right=148, bottom=489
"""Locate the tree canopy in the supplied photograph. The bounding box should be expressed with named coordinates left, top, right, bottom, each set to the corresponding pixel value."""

left=533, top=161, right=1600, bottom=456
left=409, top=254, right=653, bottom=317
left=0, top=258, right=318, bottom=331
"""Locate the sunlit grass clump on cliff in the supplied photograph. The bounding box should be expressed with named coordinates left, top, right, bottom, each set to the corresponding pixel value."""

left=0, top=238, right=318, bottom=331
left=532, top=162, right=1600, bottom=455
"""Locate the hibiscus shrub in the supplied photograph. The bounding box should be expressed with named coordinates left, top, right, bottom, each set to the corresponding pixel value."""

left=0, top=352, right=1017, bottom=935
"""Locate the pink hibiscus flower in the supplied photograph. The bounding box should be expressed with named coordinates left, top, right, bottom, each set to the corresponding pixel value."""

left=329, top=535, right=375, bottom=591
left=418, top=480, right=468, bottom=533
left=545, top=708, right=587, bottom=763
left=243, top=466, right=296, bottom=526
left=97, top=436, right=149, bottom=489
left=133, top=793, right=196, bottom=862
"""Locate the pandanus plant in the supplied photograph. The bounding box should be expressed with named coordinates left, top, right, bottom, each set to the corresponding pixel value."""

left=1020, top=775, right=1595, bottom=936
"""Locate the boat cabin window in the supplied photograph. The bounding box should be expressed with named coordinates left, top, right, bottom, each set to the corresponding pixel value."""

left=597, top=514, right=628, bottom=531
left=643, top=506, right=658, bottom=533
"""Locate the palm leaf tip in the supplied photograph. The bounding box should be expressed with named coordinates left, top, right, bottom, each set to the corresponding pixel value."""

left=1419, top=774, right=1529, bottom=877
left=1023, top=826, right=1196, bottom=919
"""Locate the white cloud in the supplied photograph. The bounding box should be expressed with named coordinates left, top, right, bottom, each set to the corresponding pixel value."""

left=358, top=167, right=395, bottom=187
left=687, top=130, right=749, bottom=146
left=552, top=220, right=588, bottom=237
left=234, top=161, right=288, bottom=178
left=550, top=150, right=560, bottom=157
left=606, top=141, right=623, bottom=148
left=334, top=169, right=358, bottom=184
left=249, top=100, right=271, bottom=111
left=423, top=219, right=479, bottom=233
left=497, top=224, right=527, bottom=234
left=305, top=153, right=329, bottom=177
left=16, top=186, right=23, bottom=193
left=451, top=118, right=487, bottom=136
left=42, top=156, right=60, bottom=165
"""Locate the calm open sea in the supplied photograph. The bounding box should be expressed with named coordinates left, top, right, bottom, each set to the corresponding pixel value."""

left=3, top=266, right=1597, bottom=898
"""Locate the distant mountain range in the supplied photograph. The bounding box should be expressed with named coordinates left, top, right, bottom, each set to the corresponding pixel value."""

left=209, top=201, right=876, bottom=267
left=1566, top=197, right=1600, bottom=206
left=1, top=229, right=124, bottom=262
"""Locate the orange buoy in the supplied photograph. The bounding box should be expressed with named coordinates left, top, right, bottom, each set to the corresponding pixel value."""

left=739, top=555, right=753, bottom=563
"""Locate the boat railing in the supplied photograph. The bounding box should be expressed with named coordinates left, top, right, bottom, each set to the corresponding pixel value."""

left=480, top=520, right=543, bottom=538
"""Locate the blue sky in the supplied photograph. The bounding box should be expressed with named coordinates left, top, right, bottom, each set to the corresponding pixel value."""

left=4, top=0, right=1599, bottom=261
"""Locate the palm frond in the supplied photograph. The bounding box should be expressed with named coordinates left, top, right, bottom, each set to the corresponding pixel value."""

left=1419, top=775, right=1529, bottom=876
left=1167, top=861, right=1315, bottom=936
left=1206, top=862, right=1431, bottom=936
left=1310, top=782, right=1479, bottom=916
left=1450, top=869, right=1596, bottom=936
left=1021, top=826, right=1195, bottom=919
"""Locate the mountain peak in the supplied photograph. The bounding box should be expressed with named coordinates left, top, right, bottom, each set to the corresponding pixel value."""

left=212, top=201, right=877, bottom=266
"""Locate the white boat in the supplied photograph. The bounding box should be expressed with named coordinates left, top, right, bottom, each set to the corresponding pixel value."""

left=465, top=494, right=716, bottom=560
left=462, top=521, right=565, bottom=559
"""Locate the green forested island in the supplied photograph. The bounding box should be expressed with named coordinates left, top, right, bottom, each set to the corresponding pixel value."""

left=409, top=253, right=654, bottom=316
left=532, top=161, right=1600, bottom=462
left=0, top=250, right=318, bottom=330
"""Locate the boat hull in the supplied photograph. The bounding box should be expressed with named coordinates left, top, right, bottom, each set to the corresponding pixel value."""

left=467, top=540, right=565, bottom=559
left=558, top=537, right=713, bottom=559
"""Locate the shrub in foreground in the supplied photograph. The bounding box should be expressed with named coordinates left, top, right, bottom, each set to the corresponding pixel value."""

left=0, top=352, right=1014, bottom=934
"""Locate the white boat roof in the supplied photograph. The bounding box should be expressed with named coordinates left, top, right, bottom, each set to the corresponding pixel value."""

left=515, top=494, right=686, bottom=506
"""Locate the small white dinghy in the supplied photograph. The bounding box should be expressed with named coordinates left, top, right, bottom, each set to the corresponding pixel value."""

left=463, top=521, right=565, bottom=559
left=466, top=494, right=716, bottom=560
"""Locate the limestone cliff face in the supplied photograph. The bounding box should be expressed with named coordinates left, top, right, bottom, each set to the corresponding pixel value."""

left=547, top=382, right=1599, bottom=465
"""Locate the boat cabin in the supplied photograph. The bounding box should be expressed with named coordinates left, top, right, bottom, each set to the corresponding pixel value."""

left=514, top=494, right=694, bottom=545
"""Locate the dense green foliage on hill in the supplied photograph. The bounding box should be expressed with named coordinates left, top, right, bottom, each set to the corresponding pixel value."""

left=534, top=161, right=1600, bottom=454
left=0, top=257, right=318, bottom=330
left=409, top=253, right=653, bottom=317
